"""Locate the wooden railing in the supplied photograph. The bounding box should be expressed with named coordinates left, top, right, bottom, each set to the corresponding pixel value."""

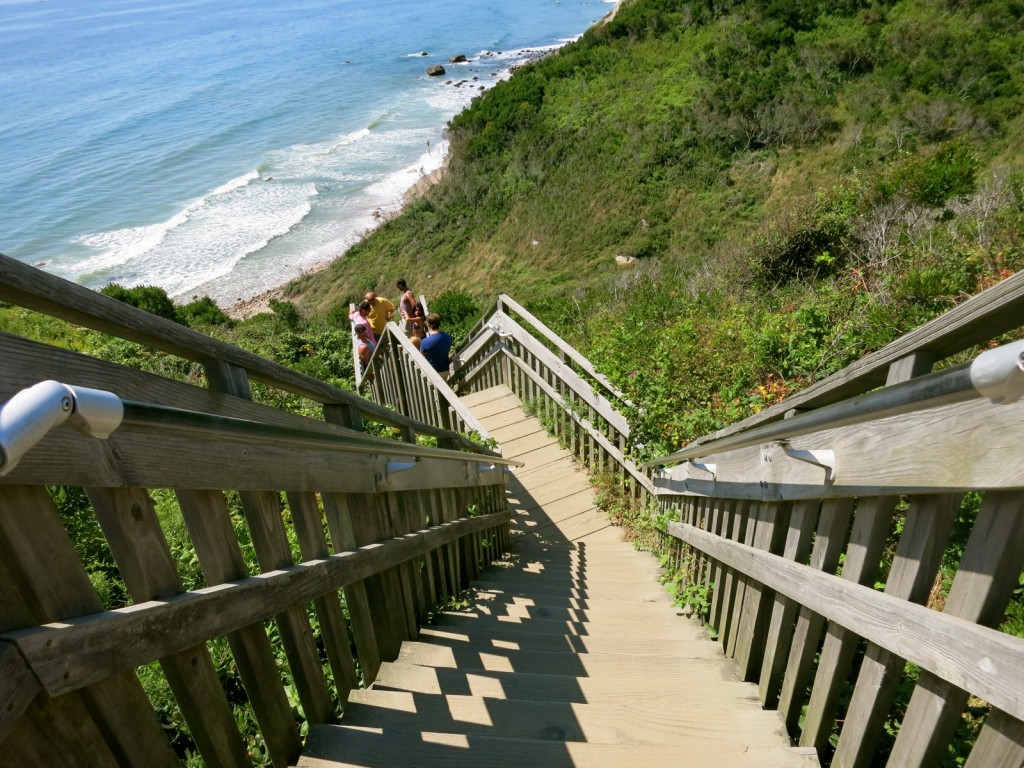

left=643, top=273, right=1024, bottom=767
left=0, top=254, right=514, bottom=767
left=359, top=324, right=493, bottom=446
left=458, top=294, right=632, bottom=409
left=0, top=254, right=486, bottom=455
left=454, top=305, right=654, bottom=499
left=449, top=277, right=1024, bottom=767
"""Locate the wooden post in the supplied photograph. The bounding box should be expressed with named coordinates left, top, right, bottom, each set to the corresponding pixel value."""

left=205, top=359, right=333, bottom=725
left=87, top=487, right=251, bottom=767
left=833, top=494, right=959, bottom=767
left=799, top=495, right=897, bottom=751
left=886, top=491, right=1024, bottom=767
left=777, top=497, right=854, bottom=735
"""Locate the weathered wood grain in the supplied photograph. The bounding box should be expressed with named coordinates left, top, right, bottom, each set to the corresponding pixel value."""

left=666, top=501, right=1024, bottom=721
left=833, top=494, right=959, bottom=768
left=655, top=394, right=1024, bottom=499
left=799, top=496, right=895, bottom=751
left=174, top=488, right=302, bottom=768
left=87, top=486, right=251, bottom=767
left=886, top=490, right=1024, bottom=766
left=758, top=500, right=818, bottom=709
left=0, top=485, right=179, bottom=767
left=286, top=491, right=359, bottom=702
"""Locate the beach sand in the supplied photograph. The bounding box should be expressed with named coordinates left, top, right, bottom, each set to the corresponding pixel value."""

left=222, top=3, right=620, bottom=321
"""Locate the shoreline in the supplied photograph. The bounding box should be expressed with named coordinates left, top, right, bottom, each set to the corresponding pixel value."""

left=223, top=155, right=451, bottom=321
left=223, top=4, right=621, bottom=321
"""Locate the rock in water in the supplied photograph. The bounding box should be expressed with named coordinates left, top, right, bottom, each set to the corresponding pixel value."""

left=426, top=64, right=446, bottom=76
left=449, top=53, right=467, bottom=63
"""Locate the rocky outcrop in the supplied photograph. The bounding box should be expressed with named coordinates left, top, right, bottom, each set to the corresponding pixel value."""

left=449, top=54, right=467, bottom=63
left=426, top=64, right=446, bottom=76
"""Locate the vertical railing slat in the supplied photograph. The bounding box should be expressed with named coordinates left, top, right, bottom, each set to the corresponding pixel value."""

left=799, top=495, right=896, bottom=752
left=758, top=499, right=819, bottom=709
left=88, top=487, right=251, bottom=767
left=833, top=493, right=959, bottom=767
left=887, top=490, right=1024, bottom=767
left=174, top=488, right=302, bottom=768
left=285, top=491, right=360, bottom=704
left=777, top=497, right=854, bottom=735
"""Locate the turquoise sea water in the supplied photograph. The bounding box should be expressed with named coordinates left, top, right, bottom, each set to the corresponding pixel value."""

left=0, top=0, right=614, bottom=306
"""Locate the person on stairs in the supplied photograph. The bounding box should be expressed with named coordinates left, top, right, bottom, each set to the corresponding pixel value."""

left=363, top=290, right=394, bottom=341
left=419, top=312, right=452, bottom=381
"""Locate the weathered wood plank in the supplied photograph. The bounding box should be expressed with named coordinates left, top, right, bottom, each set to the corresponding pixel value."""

left=774, top=497, right=852, bottom=734
left=0, top=641, right=41, bottom=744
left=963, top=709, right=1024, bottom=768
left=2, top=509, right=514, bottom=698
left=665, top=498, right=1024, bottom=722
left=497, top=295, right=629, bottom=405
left=175, top=488, right=302, bottom=768
left=0, top=485, right=179, bottom=767
left=799, top=496, right=895, bottom=751
left=887, top=490, right=1024, bottom=766
left=286, top=491, right=359, bottom=703
left=833, top=494, right=958, bottom=768
left=238, top=490, right=334, bottom=725
left=734, top=502, right=790, bottom=680
left=87, top=486, right=251, bottom=767
left=0, top=419, right=510, bottom=493
left=758, top=500, right=818, bottom=709
left=655, top=394, right=1024, bottom=499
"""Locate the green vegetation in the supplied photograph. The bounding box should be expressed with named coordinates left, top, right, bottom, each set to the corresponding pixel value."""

left=3, top=0, right=1024, bottom=764
left=281, top=0, right=1023, bottom=456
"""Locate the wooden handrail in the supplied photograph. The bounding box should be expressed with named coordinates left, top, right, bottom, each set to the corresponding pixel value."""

left=0, top=258, right=516, bottom=765
left=0, top=254, right=489, bottom=453
left=3, top=509, right=512, bottom=700
left=665, top=517, right=1024, bottom=721
left=361, top=324, right=495, bottom=445
left=455, top=294, right=631, bottom=407
left=498, top=294, right=631, bottom=406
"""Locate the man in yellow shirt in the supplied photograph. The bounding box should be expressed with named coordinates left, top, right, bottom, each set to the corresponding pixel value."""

left=363, top=290, right=395, bottom=340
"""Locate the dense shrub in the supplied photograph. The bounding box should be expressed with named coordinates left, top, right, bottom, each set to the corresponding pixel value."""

left=101, top=283, right=182, bottom=324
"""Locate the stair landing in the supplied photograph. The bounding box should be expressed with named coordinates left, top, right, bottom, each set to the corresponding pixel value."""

left=299, top=386, right=818, bottom=767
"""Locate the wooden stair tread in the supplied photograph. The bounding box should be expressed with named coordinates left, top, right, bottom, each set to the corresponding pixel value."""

left=339, top=689, right=792, bottom=745
left=300, top=726, right=820, bottom=767
left=297, top=388, right=818, bottom=767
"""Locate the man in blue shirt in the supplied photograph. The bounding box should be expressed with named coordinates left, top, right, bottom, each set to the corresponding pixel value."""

left=419, top=312, right=452, bottom=380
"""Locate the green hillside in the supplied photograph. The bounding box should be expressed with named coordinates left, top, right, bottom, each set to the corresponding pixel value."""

left=281, top=0, right=1024, bottom=455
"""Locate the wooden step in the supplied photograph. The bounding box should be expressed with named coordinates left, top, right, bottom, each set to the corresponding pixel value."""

left=417, top=623, right=707, bottom=654
left=396, top=640, right=730, bottom=677
left=372, top=660, right=753, bottom=703
left=414, top=626, right=717, bottom=659
left=339, top=689, right=793, bottom=746
left=468, top=580, right=669, bottom=602
left=294, top=390, right=819, bottom=768
left=300, top=725, right=820, bottom=767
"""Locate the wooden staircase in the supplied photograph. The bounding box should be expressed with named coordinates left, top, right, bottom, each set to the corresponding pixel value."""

left=299, top=386, right=820, bottom=767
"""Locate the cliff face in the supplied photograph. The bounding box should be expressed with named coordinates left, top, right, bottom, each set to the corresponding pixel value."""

left=284, top=0, right=1024, bottom=319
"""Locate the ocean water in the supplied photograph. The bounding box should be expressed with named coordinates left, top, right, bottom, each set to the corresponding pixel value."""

left=0, top=0, right=615, bottom=307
